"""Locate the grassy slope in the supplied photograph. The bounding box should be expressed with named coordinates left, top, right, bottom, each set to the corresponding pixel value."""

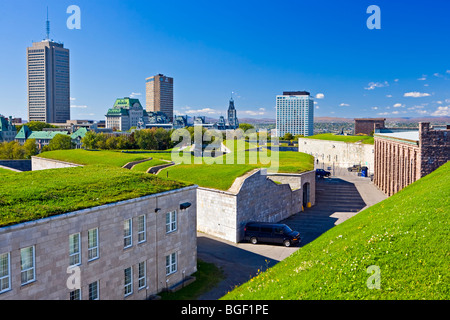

left=160, top=150, right=314, bottom=191
left=0, top=168, right=15, bottom=174
left=223, top=162, right=449, bottom=300
left=0, top=165, right=189, bottom=227
left=303, top=133, right=374, bottom=144
left=38, top=149, right=158, bottom=167
left=39, top=145, right=314, bottom=191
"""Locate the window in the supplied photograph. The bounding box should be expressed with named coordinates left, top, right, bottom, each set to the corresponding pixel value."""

left=165, top=252, right=177, bottom=276
left=88, top=228, right=99, bottom=261
left=89, top=281, right=99, bottom=300
left=166, top=211, right=177, bottom=233
left=69, top=233, right=81, bottom=266
left=124, top=219, right=132, bottom=248
left=138, top=261, right=146, bottom=290
left=0, top=253, right=10, bottom=293
left=124, top=267, right=133, bottom=297
left=70, top=289, right=81, bottom=300
left=137, top=215, right=146, bottom=243
left=20, top=246, right=35, bottom=285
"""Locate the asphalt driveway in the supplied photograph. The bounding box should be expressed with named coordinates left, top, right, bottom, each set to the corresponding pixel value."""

left=196, top=174, right=387, bottom=300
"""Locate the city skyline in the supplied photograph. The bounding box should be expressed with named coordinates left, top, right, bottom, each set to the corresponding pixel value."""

left=0, top=0, right=449, bottom=121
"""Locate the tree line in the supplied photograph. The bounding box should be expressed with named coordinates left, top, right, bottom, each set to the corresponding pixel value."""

left=81, top=128, right=173, bottom=150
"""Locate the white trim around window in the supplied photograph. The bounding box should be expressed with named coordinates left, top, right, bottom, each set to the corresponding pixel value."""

left=0, top=252, right=11, bottom=294
left=165, top=210, right=177, bottom=234
left=20, top=246, right=36, bottom=285
left=88, top=228, right=99, bottom=261
left=137, top=215, right=146, bottom=244
left=138, top=261, right=146, bottom=290
left=165, top=252, right=177, bottom=276
left=124, top=219, right=132, bottom=249
left=69, top=233, right=81, bottom=266
left=124, top=267, right=133, bottom=297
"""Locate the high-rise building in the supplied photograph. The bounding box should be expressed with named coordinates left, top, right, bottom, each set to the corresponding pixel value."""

left=27, top=16, right=70, bottom=123
left=227, top=98, right=239, bottom=129
left=145, top=74, right=174, bottom=121
left=276, top=91, right=314, bottom=137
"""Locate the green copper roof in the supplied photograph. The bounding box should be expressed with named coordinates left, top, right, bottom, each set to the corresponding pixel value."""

left=113, top=97, right=142, bottom=109
left=15, top=125, right=32, bottom=139
left=71, top=128, right=88, bottom=139
left=28, top=131, right=69, bottom=140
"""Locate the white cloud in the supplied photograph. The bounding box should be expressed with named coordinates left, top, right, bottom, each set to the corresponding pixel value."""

left=433, top=73, right=443, bottom=78
left=372, top=107, right=378, bottom=110
left=394, top=79, right=399, bottom=82
left=315, top=93, right=325, bottom=99
left=446, top=70, right=450, bottom=74
left=70, top=97, right=76, bottom=101
left=70, top=105, right=88, bottom=109
left=242, top=108, right=266, bottom=116
left=339, top=103, right=350, bottom=107
left=404, top=92, right=431, bottom=98
left=417, top=77, right=427, bottom=81
left=130, top=92, right=142, bottom=98
left=185, top=107, right=219, bottom=115
left=431, top=106, right=450, bottom=116
left=365, top=81, right=389, bottom=90
left=377, top=112, right=390, bottom=115
left=393, top=103, right=404, bottom=108
left=391, top=111, right=400, bottom=115
left=424, top=84, right=429, bottom=87
left=386, top=95, right=393, bottom=98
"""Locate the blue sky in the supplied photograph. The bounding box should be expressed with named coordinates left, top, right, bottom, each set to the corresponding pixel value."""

left=0, top=0, right=449, bottom=121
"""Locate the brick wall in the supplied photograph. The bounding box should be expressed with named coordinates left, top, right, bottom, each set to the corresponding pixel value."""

left=374, top=123, right=449, bottom=196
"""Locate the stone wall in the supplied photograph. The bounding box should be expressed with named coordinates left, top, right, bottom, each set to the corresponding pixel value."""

left=419, top=122, right=450, bottom=177
left=298, top=138, right=375, bottom=174
left=0, top=186, right=197, bottom=300
left=196, top=169, right=316, bottom=243
left=31, top=156, right=83, bottom=171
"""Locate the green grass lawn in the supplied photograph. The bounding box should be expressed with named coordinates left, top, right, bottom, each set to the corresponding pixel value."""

left=223, top=162, right=449, bottom=300
left=0, top=165, right=189, bottom=227
left=303, top=133, right=374, bottom=144
left=0, top=168, right=15, bottom=174
left=131, top=159, right=170, bottom=172
left=38, top=149, right=161, bottom=167
left=160, top=150, right=314, bottom=190
left=38, top=142, right=314, bottom=191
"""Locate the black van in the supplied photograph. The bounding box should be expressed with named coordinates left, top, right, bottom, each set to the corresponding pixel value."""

left=243, top=222, right=301, bottom=247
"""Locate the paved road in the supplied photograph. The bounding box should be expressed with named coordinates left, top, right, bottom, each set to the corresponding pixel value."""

left=196, top=174, right=387, bottom=300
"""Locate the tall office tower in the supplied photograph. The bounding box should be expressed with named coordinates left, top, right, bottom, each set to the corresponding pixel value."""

left=227, top=97, right=239, bottom=129
left=276, top=91, right=314, bottom=137
left=145, top=74, right=174, bottom=121
left=27, top=15, right=70, bottom=123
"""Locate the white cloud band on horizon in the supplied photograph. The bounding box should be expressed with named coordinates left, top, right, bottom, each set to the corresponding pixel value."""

left=404, top=92, right=431, bottom=98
